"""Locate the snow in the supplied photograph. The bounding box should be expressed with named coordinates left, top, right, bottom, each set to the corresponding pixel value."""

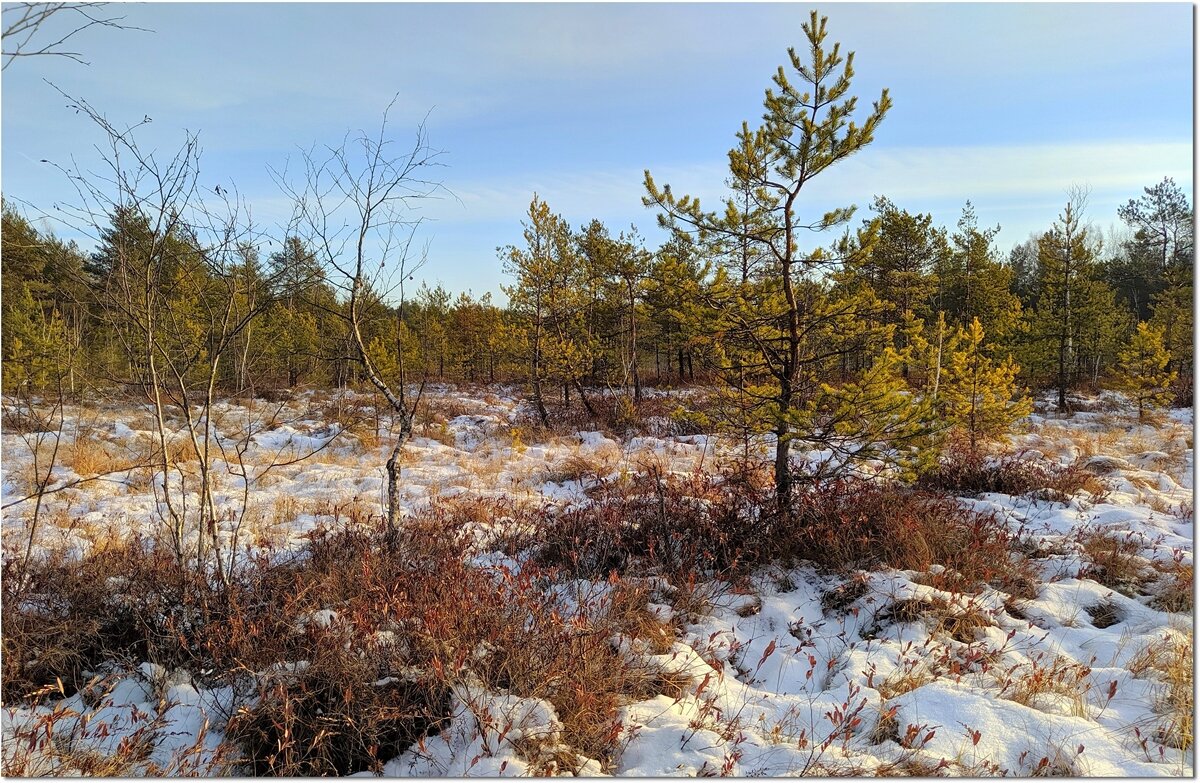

left=1, top=389, right=1193, bottom=776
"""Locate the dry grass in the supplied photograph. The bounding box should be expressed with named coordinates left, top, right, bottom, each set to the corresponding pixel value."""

left=875, top=662, right=936, bottom=700
left=416, top=419, right=456, bottom=446
left=1045, top=423, right=1125, bottom=462
left=996, top=654, right=1092, bottom=718
left=1148, top=560, right=1193, bottom=614
left=415, top=394, right=476, bottom=426
left=871, top=596, right=997, bottom=646
left=541, top=450, right=617, bottom=486
left=162, top=436, right=199, bottom=465
left=64, top=436, right=127, bottom=475
left=1085, top=600, right=1123, bottom=629
left=269, top=495, right=377, bottom=530
left=1129, top=630, right=1193, bottom=751
left=1077, top=529, right=1152, bottom=596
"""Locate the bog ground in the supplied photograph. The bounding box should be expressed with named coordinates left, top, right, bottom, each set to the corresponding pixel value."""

left=1, top=387, right=1192, bottom=776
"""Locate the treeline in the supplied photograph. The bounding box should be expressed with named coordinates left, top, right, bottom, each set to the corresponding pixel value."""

left=2, top=207, right=500, bottom=394
left=3, top=178, right=1189, bottom=400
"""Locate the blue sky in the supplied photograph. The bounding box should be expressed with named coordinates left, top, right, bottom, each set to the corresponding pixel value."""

left=2, top=2, right=1193, bottom=300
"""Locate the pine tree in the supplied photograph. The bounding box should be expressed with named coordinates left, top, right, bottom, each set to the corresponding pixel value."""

left=1007, top=236, right=1040, bottom=307
left=644, top=232, right=710, bottom=383
left=850, top=196, right=942, bottom=329
left=644, top=11, right=894, bottom=505
left=501, top=195, right=591, bottom=424
left=1031, top=190, right=1098, bottom=411
left=576, top=219, right=649, bottom=397
left=939, top=318, right=1030, bottom=451
left=935, top=202, right=1021, bottom=343
left=1, top=207, right=86, bottom=392
left=413, top=283, right=452, bottom=379
left=1116, top=322, right=1177, bottom=420
left=1117, top=177, right=1194, bottom=376
left=278, top=239, right=342, bottom=388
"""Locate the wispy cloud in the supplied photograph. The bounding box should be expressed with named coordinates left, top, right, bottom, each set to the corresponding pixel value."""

left=436, top=140, right=1192, bottom=229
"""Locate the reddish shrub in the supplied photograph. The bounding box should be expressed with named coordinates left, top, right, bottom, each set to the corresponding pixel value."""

left=534, top=468, right=770, bottom=582
left=781, top=479, right=1035, bottom=597
left=918, top=438, right=1106, bottom=502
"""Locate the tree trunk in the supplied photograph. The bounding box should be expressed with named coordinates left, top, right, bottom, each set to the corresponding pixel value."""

left=574, top=378, right=597, bottom=416
left=932, top=315, right=944, bottom=401
left=628, top=279, right=642, bottom=402
left=531, top=304, right=549, bottom=427
left=774, top=427, right=792, bottom=508
left=385, top=435, right=404, bottom=547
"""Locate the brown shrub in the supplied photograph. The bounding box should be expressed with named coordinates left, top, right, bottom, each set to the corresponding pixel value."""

left=534, top=468, right=769, bottom=583
left=918, top=439, right=1107, bottom=502
left=1077, top=529, right=1151, bottom=596
left=6, top=509, right=678, bottom=774
left=226, top=641, right=448, bottom=776
left=785, top=480, right=1036, bottom=597
left=513, top=390, right=683, bottom=440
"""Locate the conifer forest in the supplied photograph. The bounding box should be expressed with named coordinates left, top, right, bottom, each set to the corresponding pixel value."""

left=1, top=4, right=1194, bottom=777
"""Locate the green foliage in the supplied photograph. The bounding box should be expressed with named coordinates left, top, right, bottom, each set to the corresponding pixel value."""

left=938, top=317, right=1031, bottom=451
left=1116, top=177, right=1194, bottom=375
left=1, top=56, right=1191, bottom=431
left=1, top=207, right=87, bottom=392
left=1024, top=194, right=1128, bottom=407
left=643, top=233, right=710, bottom=383
left=843, top=196, right=943, bottom=329
left=642, top=12, right=922, bottom=501
left=1116, top=322, right=1177, bottom=420
left=935, top=202, right=1022, bottom=344
left=501, top=195, right=591, bottom=420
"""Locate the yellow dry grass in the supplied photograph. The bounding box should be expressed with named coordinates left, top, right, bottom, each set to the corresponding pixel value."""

left=996, top=654, right=1092, bottom=718
left=1129, top=629, right=1193, bottom=751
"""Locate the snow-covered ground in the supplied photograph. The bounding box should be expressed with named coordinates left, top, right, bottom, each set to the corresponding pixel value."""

left=1, top=388, right=1193, bottom=776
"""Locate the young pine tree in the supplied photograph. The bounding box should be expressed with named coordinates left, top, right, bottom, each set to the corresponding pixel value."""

left=1031, top=190, right=1100, bottom=411
left=1117, top=177, right=1194, bottom=376
left=1116, top=322, right=1177, bottom=420
left=501, top=195, right=593, bottom=424
left=939, top=317, right=1030, bottom=452
left=644, top=11, right=894, bottom=505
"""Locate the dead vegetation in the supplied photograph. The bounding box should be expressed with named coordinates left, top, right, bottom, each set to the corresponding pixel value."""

left=1077, top=529, right=1153, bottom=596
left=1147, top=560, right=1193, bottom=614
left=996, top=654, right=1093, bottom=718
left=1129, top=630, right=1193, bottom=751
left=0, top=385, right=1190, bottom=776
left=870, top=596, right=997, bottom=645
left=2, top=507, right=686, bottom=775
left=918, top=438, right=1107, bottom=502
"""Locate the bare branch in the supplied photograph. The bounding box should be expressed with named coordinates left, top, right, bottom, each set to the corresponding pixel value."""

left=3, top=2, right=149, bottom=70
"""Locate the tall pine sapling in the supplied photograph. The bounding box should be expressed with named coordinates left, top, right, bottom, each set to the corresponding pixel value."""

left=644, top=11, right=892, bottom=505
left=939, top=317, right=1030, bottom=452
left=1117, top=322, right=1177, bottom=421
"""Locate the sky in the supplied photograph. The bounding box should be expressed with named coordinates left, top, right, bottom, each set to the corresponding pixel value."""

left=1, top=2, right=1193, bottom=301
